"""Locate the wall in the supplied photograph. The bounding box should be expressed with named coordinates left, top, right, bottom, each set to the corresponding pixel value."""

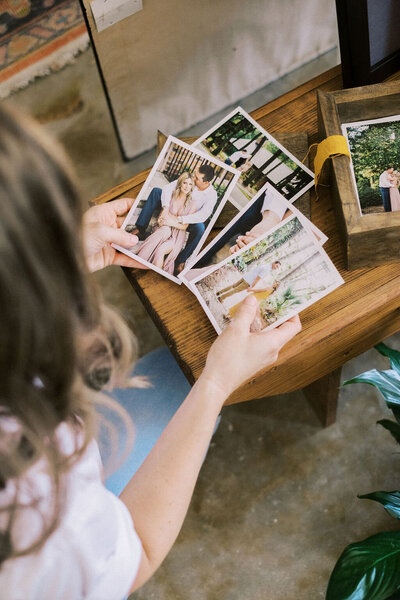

left=83, top=0, right=338, bottom=158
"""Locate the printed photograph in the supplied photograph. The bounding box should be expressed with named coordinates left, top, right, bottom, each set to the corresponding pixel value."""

left=342, top=115, right=400, bottom=215
left=193, top=106, right=314, bottom=209
left=181, top=183, right=327, bottom=282
left=191, top=216, right=343, bottom=334
left=114, top=136, right=239, bottom=283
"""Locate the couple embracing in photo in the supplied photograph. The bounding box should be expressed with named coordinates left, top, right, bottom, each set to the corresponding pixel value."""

left=129, top=165, right=217, bottom=276
left=379, top=167, right=400, bottom=212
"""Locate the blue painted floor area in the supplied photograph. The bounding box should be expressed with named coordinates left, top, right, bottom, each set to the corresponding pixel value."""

left=98, top=347, right=191, bottom=496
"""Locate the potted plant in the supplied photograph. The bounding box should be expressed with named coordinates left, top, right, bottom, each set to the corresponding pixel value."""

left=326, top=342, right=400, bottom=600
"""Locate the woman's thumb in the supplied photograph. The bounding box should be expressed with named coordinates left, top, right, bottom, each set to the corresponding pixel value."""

left=102, top=225, right=138, bottom=248
left=231, top=295, right=257, bottom=328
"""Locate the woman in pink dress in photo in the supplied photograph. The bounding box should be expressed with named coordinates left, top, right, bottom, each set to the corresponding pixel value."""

left=390, top=170, right=400, bottom=211
left=136, top=172, right=198, bottom=274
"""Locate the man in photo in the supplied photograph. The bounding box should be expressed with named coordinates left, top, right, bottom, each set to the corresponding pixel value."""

left=216, top=260, right=281, bottom=303
left=130, top=164, right=217, bottom=274
left=379, top=167, right=395, bottom=212
left=225, top=148, right=252, bottom=169
left=218, top=260, right=282, bottom=322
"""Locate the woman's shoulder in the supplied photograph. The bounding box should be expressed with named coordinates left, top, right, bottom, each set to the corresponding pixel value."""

left=0, top=419, right=102, bottom=543
left=0, top=417, right=142, bottom=599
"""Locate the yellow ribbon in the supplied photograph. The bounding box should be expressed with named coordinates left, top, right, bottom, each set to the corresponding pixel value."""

left=304, top=135, right=351, bottom=199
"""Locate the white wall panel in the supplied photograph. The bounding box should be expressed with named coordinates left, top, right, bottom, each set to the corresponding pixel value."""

left=82, top=0, right=338, bottom=158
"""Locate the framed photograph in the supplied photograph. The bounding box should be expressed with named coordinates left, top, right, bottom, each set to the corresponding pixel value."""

left=180, top=182, right=327, bottom=283
left=192, top=106, right=314, bottom=210
left=190, top=215, right=343, bottom=335
left=114, top=136, right=239, bottom=283
left=317, top=79, right=400, bottom=269
left=336, top=0, right=400, bottom=88
left=342, top=115, right=400, bottom=215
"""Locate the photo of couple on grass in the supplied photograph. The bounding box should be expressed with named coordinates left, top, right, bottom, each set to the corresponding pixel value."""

left=116, top=137, right=238, bottom=282
left=342, top=114, right=400, bottom=215
left=190, top=216, right=342, bottom=334
left=378, top=167, right=400, bottom=212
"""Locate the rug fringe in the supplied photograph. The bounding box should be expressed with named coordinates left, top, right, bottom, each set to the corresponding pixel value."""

left=0, top=33, right=90, bottom=99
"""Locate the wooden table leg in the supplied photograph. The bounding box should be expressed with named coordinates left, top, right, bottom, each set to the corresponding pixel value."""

left=302, top=367, right=342, bottom=427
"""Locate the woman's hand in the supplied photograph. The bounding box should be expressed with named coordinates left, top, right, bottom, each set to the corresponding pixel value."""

left=229, top=233, right=257, bottom=254
left=158, top=211, right=187, bottom=230
left=201, top=295, right=301, bottom=398
left=82, top=198, right=149, bottom=272
left=121, top=293, right=300, bottom=594
left=157, top=207, right=169, bottom=226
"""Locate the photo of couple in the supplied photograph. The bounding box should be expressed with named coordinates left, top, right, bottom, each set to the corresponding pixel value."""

left=342, top=115, right=400, bottom=215
left=224, top=148, right=253, bottom=173
left=216, top=259, right=282, bottom=320
left=182, top=183, right=326, bottom=283
left=193, top=106, right=314, bottom=209
left=378, top=167, right=400, bottom=212
left=190, top=216, right=343, bottom=334
left=116, top=136, right=239, bottom=283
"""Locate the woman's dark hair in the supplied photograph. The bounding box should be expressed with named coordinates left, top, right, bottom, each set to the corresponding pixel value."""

left=0, top=103, right=138, bottom=564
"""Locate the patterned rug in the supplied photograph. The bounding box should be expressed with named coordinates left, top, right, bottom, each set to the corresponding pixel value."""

left=0, top=0, right=89, bottom=97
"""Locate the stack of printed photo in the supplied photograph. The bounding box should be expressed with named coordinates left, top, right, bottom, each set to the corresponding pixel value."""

left=113, top=107, right=344, bottom=334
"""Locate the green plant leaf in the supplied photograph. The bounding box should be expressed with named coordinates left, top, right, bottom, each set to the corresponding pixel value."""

left=375, top=343, right=400, bottom=375
left=326, top=532, right=400, bottom=600
left=343, top=369, right=400, bottom=416
left=359, top=491, right=400, bottom=520
left=377, top=420, right=400, bottom=444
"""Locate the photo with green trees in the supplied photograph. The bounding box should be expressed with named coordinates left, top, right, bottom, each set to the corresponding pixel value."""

left=194, top=108, right=314, bottom=209
left=343, top=116, right=400, bottom=214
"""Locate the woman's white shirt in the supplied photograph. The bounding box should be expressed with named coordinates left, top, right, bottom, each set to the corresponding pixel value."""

left=0, top=421, right=142, bottom=600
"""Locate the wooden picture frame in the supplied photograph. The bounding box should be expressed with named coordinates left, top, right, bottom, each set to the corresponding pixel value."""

left=336, top=0, right=400, bottom=88
left=317, top=79, right=400, bottom=270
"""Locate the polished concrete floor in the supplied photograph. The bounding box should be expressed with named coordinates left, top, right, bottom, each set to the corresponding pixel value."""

left=7, top=46, right=400, bottom=599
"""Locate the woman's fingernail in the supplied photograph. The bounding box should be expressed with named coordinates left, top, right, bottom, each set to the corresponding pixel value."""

left=129, top=234, right=138, bottom=242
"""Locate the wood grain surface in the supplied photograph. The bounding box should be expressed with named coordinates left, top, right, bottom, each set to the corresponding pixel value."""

left=93, top=65, right=400, bottom=405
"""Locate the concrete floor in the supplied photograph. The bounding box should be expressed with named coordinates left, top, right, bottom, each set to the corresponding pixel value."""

left=7, top=45, right=400, bottom=599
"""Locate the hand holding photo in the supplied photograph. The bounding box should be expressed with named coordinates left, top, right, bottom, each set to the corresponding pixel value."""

left=342, top=115, right=400, bottom=215
left=193, top=106, right=314, bottom=209
left=190, top=216, right=343, bottom=334
left=113, top=136, right=239, bottom=283
left=181, top=183, right=327, bottom=283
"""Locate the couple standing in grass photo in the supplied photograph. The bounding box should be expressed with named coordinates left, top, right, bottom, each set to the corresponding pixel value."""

left=191, top=216, right=343, bottom=334
left=342, top=115, right=400, bottom=215
left=379, top=167, right=400, bottom=212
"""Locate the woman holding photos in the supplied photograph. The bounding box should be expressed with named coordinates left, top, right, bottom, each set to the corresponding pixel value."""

left=0, top=103, right=301, bottom=600
left=136, top=172, right=197, bottom=274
